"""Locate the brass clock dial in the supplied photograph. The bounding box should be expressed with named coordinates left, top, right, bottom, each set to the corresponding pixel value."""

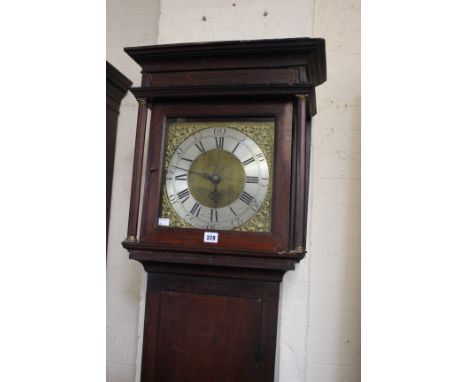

left=165, top=126, right=270, bottom=230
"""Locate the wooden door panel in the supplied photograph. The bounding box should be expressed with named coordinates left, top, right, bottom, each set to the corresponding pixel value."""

left=154, top=291, right=261, bottom=382
left=141, top=272, right=280, bottom=382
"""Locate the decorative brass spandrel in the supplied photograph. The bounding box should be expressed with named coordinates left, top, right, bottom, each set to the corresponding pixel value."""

left=159, top=121, right=275, bottom=232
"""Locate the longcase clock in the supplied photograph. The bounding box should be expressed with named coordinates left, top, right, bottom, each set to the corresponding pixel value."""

left=122, top=38, right=326, bottom=382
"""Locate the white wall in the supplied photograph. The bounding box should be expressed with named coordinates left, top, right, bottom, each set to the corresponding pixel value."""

left=306, top=0, right=361, bottom=380
left=156, top=0, right=314, bottom=43
left=107, top=0, right=360, bottom=381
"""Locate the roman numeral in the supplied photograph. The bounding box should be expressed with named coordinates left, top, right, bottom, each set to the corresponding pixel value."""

left=175, top=173, right=188, bottom=180
left=242, top=157, right=254, bottom=166
left=214, top=127, right=226, bottom=136
left=177, top=188, right=190, bottom=203
left=229, top=206, right=237, bottom=216
left=190, top=202, right=202, bottom=216
left=256, top=153, right=265, bottom=161
left=215, top=137, right=224, bottom=149
left=194, top=141, right=206, bottom=153
left=239, top=191, right=254, bottom=205
left=181, top=157, right=193, bottom=163
left=210, top=209, right=218, bottom=222
left=173, top=165, right=189, bottom=172
left=245, top=176, right=259, bottom=184
left=231, top=142, right=240, bottom=154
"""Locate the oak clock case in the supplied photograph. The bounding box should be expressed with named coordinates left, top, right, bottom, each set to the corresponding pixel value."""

left=121, top=38, right=326, bottom=382
left=140, top=101, right=293, bottom=254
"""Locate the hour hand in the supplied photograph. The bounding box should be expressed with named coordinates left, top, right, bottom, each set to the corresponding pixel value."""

left=209, top=183, right=223, bottom=207
left=209, top=189, right=222, bottom=203
left=188, top=169, right=213, bottom=181
left=189, top=170, right=223, bottom=184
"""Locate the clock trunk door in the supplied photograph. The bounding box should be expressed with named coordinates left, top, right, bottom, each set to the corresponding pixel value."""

left=141, top=271, right=281, bottom=382
left=153, top=291, right=261, bottom=382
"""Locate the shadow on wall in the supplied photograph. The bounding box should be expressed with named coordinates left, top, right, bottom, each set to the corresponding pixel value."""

left=335, top=96, right=360, bottom=377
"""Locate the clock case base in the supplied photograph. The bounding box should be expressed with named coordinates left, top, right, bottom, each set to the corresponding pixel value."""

left=138, top=261, right=285, bottom=382
left=122, top=38, right=326, bottom=382
left=126, top=246, right=303, bottom=382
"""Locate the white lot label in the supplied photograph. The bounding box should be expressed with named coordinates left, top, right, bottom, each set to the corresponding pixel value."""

left=203, top=232, right=218, bottom=243
left=158, top=218, right=170, bottom=226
